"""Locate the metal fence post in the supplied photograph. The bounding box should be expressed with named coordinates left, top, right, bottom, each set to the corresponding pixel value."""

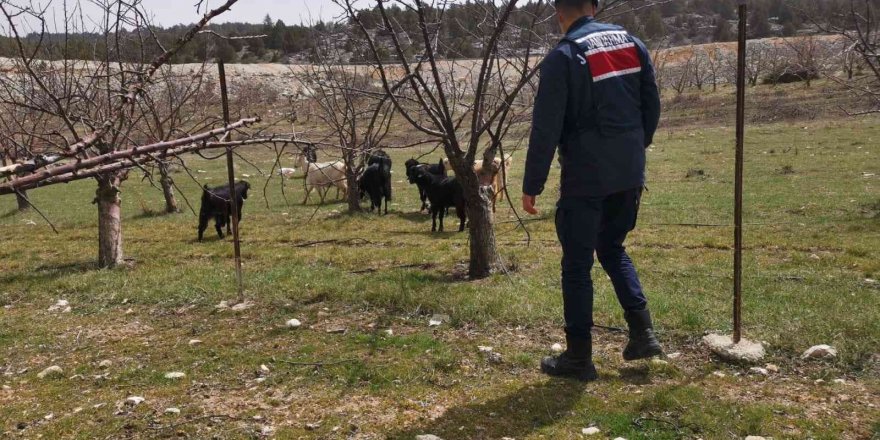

left=218, top=59, right=244, bottom=302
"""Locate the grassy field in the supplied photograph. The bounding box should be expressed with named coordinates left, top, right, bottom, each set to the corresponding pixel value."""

left=1, top=84, right=879, bottom=438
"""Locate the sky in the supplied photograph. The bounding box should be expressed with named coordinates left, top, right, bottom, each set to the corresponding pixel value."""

left=1, top=0, right=344, bottom=33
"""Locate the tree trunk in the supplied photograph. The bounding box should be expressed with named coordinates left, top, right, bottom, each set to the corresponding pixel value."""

left=346, top=171, right=362, bottom=213
left=158, top=162, right=179, bottom=213
left=15, top=190, right=30, bottom=211
left=95, top=172, right=126, bottom=268
left=467, top=194, right=499, bottom=279
left=459, top=171, right=499, bottom=279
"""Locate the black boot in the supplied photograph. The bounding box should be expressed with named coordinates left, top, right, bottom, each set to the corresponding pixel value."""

left=541, top=335, right=598, bottom=382
left=623, top=309, right=663, bottom=361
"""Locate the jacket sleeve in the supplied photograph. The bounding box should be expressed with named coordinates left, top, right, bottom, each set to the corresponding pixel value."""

left=635, top=38, right=661, bottom=148
left=522, top=49, right=569, bottom=197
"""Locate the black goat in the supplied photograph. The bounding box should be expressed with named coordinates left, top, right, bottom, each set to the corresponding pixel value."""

left=368, top=150, right=393, bottom=204
left=405, top=158, right=445, bottom=212
left=358, top=163, right=390, bottom=214
left=411, top=167, right=466, bottom=233
left=198, top=181, right=250, bottom=241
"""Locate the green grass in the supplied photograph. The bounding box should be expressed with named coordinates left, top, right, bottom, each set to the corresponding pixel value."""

left=0, top=96, right=878, bottom=438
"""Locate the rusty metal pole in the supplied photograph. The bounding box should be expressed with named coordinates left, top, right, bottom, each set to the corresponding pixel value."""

left=218, top=60, right=244, bottom=301
left=733, top=0, right=748, bottom=344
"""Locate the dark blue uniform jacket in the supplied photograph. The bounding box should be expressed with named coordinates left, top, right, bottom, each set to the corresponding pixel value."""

left=523, top=16, right=661, bottom=198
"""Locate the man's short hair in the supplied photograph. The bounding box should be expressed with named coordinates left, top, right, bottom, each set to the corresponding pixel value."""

left=554, top=0, right=599, bottom=10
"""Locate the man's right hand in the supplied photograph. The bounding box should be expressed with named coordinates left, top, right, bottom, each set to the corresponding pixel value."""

left=522, top=194, right=539, bottom=215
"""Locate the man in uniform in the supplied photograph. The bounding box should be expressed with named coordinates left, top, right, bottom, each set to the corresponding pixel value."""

left=522, top=0, right=663, bottom=381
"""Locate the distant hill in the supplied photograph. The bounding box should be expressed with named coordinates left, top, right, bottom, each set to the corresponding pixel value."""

left=0, top=0, right=852, bottom=64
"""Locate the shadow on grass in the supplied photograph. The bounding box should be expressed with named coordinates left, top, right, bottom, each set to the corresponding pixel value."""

left=132, top=209, right=177, bottom=220
left=0, top=261, right=99, bottom=285
left=388, top=210, right=431, bottom=223
left=1, top=209, right=24, bottom=219
left=385, top=379, right=586, bottom=439
left=618, top=364, right=653, bottom=385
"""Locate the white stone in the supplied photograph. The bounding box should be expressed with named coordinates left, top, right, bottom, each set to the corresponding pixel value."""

left=667, top=352, right=682, bottom=359
left=48, top=299, right=70, bottom=313
left=261, top=425, right=275, bottom=436
left=745, top=436, right=767, bottom=440
left=44, top=413, right=54, bottom=420
left=749, top=367, right=769, bottom=376
left=428, top=314, right=450, bottom=327
left=231, top=301, right=254, bottom=312
left=833, top=378, right=846, bottom=384
left=712, top=371, right=727, bottom=378
left=582, top=426, right=601, bottom=435
left=415, top=435, right=443, bottom=440
left=188, top=339, right=202, bottom=346
left=260, top=364, right=270, bottom=373
left=37, top=366, right=63, bottom=379
left=651, top=359, right=669, bottom=366
left=164, top=407, right=181, bottom=414
left=215, top=301, right=229, bottom=310
left=612, top=437, right=628, bottom=440
left=765, top=363, right=779, bottom=373
left=802, top=345, right=837, bottom=360
left=703, top=334, right=765, bottom=363
left=477, top=346, right=494, bottom=353
left=98, top=360, right=112, bottom=369
left=551, top=343, right=564, bottom=353
left=286, top=319, right=302, bottom=329
left=164, top=372, right=186, bottom=380
left=384, top=329, right=394, bottom=336
left=305, top=422, right=321, bottom=430
left=125, top=396, right=145, bottom=406
left=486, top=352, right=503, bottom=364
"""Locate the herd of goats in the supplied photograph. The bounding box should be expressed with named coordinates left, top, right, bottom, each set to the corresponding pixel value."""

left=197, top=149, right=514, bottom=241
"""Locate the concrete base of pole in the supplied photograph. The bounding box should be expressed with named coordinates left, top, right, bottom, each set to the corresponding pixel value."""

left=703, top=333, right=765, bottom=363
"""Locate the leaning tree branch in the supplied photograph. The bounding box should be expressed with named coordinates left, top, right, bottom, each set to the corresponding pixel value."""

left=0, top=117, right=261, bottom=193
left=0, top=134, right=301, bottom=195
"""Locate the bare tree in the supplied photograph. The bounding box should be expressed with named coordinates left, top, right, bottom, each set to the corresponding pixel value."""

left=0, top=95, right=49, bottom=211
left=672, top=47, right=695, bottom=95
left=690, top=47, right=709, bottom=91
left=732, top=40, right=774, bottom=87
left=782, top=35, right=824, bottom=88
left=802, top=0, right=879, bottom=112
left=336, top=0, right=551, bottom=278
left=135, top=64, right=216, bottom=213
left=0, top=0, right=241, bottom=267
left=290, top=26, right=396, bottom=213
left=703, top=46, right=725, bottom=91
left=650, top=38, right=672, bottom=94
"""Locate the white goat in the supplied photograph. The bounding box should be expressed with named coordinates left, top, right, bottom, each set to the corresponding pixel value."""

left=293, top=153, right=347, bottom=205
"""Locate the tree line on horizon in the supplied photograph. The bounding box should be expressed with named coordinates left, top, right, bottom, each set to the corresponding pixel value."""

left=0, top=0, right=871, bottom=64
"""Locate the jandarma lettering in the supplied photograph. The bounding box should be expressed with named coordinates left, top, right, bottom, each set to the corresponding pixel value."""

left=576, top=31, right=631, bottom=48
